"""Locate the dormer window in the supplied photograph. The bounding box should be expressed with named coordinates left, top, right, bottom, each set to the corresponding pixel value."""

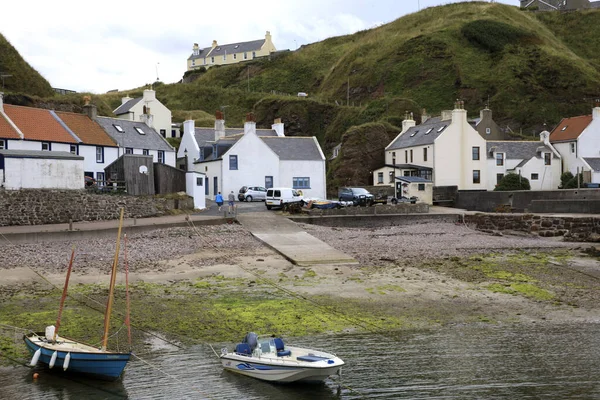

left=113, top=124, right=124, bottom=133
left=425, top=128, right=433, bottom=135
left=134, top=127, right=145, bottom=135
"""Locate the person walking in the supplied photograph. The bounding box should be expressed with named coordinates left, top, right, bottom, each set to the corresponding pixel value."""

left=215, top=192, right=224, bottom=211
left=228, top=191, right=236, bottom=214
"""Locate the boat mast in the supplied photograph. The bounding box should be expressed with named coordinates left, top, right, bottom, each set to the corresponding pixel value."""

left=54, top=246, right=75, bottom=342
left=102, top=207, right=125, bottom=351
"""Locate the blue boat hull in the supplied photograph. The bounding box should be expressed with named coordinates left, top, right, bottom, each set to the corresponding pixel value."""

left=24, top=334, right=130, bottom=381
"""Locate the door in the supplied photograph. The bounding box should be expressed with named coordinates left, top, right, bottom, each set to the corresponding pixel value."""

left=213, top=177, right=218, bottom=197
left=205, top=177, right=209, bottom=195
left=265, top=176, right=273, bottom=189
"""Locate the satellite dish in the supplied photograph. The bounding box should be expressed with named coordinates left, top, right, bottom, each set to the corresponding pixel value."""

left=139, top=165, right=148, bottom=174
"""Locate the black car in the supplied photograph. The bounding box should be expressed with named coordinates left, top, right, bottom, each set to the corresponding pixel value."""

left=338, top=187, right=374, bottom=206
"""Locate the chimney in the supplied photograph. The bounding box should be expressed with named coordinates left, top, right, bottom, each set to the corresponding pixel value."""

left=121, top=96, right=132, bottom=105
left=594, top=99, right=600, bottom=120
left=480, top=107, right=492, bottom=122
left=451, top=100, right=467, bottom=125
left=212, top=40, right=218, bottom=48
left=83, top=102, right=97, bottom=120
left=244, top=113, right=257, bottom=135
left=214, top=110, right=225, bottom=140
left=193, top=43, right=199, bottom=53
left=539, top=130, right=551, bottom=145
left=272, top=117, right=285, bottom=137
left=441, top=110, right=453, bottom=121
left=421, top=108, right=429, bottom=124
left=141, top=113, right=154, bottom=128
left=402, top=111, right=416, bottom=133
left=0, top=92, right=4, bottom=113
left=143, top=89, right=156, bottom=102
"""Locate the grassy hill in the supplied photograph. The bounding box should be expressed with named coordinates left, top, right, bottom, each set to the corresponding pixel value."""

left=0, top=34, right=54, bottom=97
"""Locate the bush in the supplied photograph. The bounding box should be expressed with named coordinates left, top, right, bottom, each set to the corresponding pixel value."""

left=559, top=171, right=584, bottom=189
left=494, top=173, right=530, bottom=191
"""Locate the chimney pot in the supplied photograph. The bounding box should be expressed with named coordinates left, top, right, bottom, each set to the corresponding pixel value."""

left=215, top=110, right=224, bottom=120
left=274, top=118, right=281, bottom=124
left=246, top=113, right=256, bottom=122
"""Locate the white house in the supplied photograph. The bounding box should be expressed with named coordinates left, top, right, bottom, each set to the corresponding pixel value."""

left=0, top=149, right=84, bottom=190
left=487, top=131, right=561, bottom=190
left=180, top=113, right=326, bottom=200
left=374, top=102, right=488, bottom=191
left=113, top=89, right=172, bottom=139
left=550, top=104, right=600, bottom=183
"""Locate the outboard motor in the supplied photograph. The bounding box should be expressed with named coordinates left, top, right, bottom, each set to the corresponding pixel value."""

left=243, top=332, right=258, bottom=352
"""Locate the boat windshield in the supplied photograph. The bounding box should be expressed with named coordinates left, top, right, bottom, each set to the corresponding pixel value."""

left=257, top=338, right=275, bottom=354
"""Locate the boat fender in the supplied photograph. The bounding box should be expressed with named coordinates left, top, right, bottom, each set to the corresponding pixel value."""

left=63, top=352, right=71, bottom=371
left=30, top=349, right=41, bottom=366
left=49, top=351, right=58, bottom=369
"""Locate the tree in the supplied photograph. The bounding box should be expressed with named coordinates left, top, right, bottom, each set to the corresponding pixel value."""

left=559, top=171, right=584, bottom=189
left=494, top=173, right=530, bottom=191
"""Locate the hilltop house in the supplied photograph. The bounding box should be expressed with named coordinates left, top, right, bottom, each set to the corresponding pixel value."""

left=179, top=112, right=326, bottom=199
left=113, top=89, right=172, bottom=139
left=520, top=0, right=600, bottom=10
left=487, top=132, right=561, bottom=191
left=0, top=94, right=118, bottom=186
left=373, top=102, right=488, bottom=191
left=187, top=31, right=276, bottom=71
left=550, top=103, right=600, bottom=183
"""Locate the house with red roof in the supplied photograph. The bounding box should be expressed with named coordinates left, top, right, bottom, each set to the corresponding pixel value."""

left=550, top=104, right=600, bottom=183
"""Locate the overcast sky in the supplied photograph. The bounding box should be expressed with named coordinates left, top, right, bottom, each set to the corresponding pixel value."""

left=2, top=0, right=518, bottom=94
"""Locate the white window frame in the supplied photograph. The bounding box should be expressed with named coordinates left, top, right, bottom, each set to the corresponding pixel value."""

left=158, top=150, right=165, bottom=164
left=41, top=142, right=51, bottom=151
left=0, top=139, right=6, bottom=149
left=96, top=146, right=104, bottom=163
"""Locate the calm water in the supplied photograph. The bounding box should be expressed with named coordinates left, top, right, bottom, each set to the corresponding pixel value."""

left=1, top=323, right=599, bottom=399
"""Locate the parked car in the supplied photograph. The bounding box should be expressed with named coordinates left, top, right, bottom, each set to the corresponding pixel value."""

left=238, top=186, right=267, bottom=202
left=265, top=187, right=303, bottom=210
left=372, top=191, right=388, bottom=205
left=338, top=187, right=374, bottom=206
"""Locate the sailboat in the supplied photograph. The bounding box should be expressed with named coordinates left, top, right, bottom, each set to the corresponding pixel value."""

left=23, top=208, right=132, bottom=380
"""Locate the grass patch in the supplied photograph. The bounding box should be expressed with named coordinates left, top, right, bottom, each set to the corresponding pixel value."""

left=488, top=283, right=555, bottom=301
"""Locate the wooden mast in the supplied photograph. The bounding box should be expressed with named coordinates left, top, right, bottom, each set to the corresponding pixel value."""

left=102, top=207, right=125, bottom=351
left=54, top=246, right=75, bottom=342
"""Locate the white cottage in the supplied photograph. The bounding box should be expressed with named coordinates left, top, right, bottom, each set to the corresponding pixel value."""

left=113, top=89, right=172, bottom=139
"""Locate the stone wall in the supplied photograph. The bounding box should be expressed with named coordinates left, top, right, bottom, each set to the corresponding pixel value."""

left=0, top=189, right=194, bottom=226
left=306, top=203, right=428, bottom=216
left=464, top=213, right=600, bottom=241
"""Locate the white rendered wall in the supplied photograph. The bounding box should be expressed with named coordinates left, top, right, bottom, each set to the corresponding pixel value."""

left=79, top=145, right=118, bottom=178
left=127, top=100, right=172, bottom=138
left=279, top=159, right=326, bottom=199
left=4, top=157, right=83, bottom=189
left=178, top=121, right=200, bottom=167
left=186, top=172, right=206, bottom=209
left=520, top=156, right=561, bottom=190
left=196, top=160, right=223, bottom=199
left=554, top=141, right=584, bottom=175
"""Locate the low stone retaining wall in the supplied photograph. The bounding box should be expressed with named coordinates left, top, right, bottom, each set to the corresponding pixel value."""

left=305, top=203, right=428, bottom=216
left=291, top=214, right=457, bottom=228
left=0, top=189, right=194, bottom=226
left=464, top=213, right=600, bottom=241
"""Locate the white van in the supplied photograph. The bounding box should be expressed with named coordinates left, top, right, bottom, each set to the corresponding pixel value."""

left=265, top=187, right=303, bottom=210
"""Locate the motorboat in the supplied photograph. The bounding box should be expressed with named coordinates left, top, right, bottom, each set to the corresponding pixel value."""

left=220, top=333, right=344, bottom=383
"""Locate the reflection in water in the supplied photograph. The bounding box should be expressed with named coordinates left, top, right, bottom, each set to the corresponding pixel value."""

left=1, top=323, right=599, bottom=399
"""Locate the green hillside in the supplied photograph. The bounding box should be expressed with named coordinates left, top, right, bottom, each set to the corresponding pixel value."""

left=0, top=34, right=54, bottom=97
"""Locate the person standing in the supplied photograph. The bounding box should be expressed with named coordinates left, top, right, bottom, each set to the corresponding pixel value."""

left=228, top=191, right=236, bottom=214
left=215, top=192, right=224, bottom=211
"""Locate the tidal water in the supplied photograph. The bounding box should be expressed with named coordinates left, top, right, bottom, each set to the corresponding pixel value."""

left=1, top=323, right=599, bottom=399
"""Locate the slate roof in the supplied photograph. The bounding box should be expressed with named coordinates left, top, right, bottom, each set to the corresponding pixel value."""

left=396, top=176, right=432, bottom=183
left=261, top=137, right=323, bottom=161
left=486, top=141, right=558, bottom=160
left=584, top=158, right=600, bottom=172
left=3, top=105, right=78, bottom=143
left=113, top=97, right=143, bottom=115
left=549, top=115, right=592, bottom=143
left=194, top=127, right=277, bottom=147
left=0, top=149, right=83, bottom=160
left=387, top=117, right=449, bottom=150
left=188, top=39, right=265, bottom=61
left=95, top=117, right=174, bottom=151
left=0, top=112, right=21, bottom=139
left=54, top=111, right=117, bottom=147
left=384, top=163, right=433, bottom=171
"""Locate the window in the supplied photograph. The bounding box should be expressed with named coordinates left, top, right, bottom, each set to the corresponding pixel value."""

left=418, top=183, right=425, bottom=191
left=544, top=153, right=551, bottom=165
left=0, top=139, right=5, bottom=149
left=496, top=173, right=504, bottom=184
left=473, top=170, right=481, bottom=184
left=571, top=142, right=575, bottom=153
left=410, top=149, right=413, bottom=163
left=405, top=150, right=408, bottom=163
left=158, top=150, right=165, bottom=164
left=561, top=126, right=568, bottom=131
left=252, top=51, right=256, bottom=58
left=410, top=131, right=417, bottom=137
left=293, top=177, right=310, bottom=189
left=404, top=171, right=410, bottom=176
left=531, top=173, right=539, bottom=180
left=134, top=127, right=145, bottom=135
left=223, top=54, right=227, bottom=61
left=96, top=146, right=104, bottom=163
left=171, top=130, right=176, bottom=138
left=244, top=52, right=248, bottom=60
left=437, top=125, right=446, bottom=133
left=486, top=127, right=491, bottom=135
left=192, top=60, right=195, bottom=66
left=229, top=155, right=238, bottom=170
left=125, top=148, right=133, bottom=154
left=423, top=148, right=428, bottom=162
left=265, top=176, right=273, bottom=189
left=97, top=172, right=105, bottom=186
left=425, top=128, right=433, bottom=135
left=378, top=172, right=383, bottom=184
left=160, top=129, right=166, bottom=137
left=41, top=142, right=51, bottom=151
left=496, top=153, right=504, bottom=166
left=233, top=53, right=237, bottom=60
left=197, top=177, right=203, bottom=186
left=472, top=146, right=480, bottom=160
left=211, top=56, right=215, bottom=63
left=392, top=158, right=396, bottom=165
left=143, top=149, right=149, bottom=156
left=389, top=171, right=395, bottom=183
left=70, top=144, right=78, bottom=155
left=113, top=124, right=124, bottom=133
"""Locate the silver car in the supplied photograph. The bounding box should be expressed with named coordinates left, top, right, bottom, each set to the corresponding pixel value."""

left=238, top=186, right=267, bottom=202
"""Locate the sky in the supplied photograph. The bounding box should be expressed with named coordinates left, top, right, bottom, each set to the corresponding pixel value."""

left=2, top=0, right=519, bottom=94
